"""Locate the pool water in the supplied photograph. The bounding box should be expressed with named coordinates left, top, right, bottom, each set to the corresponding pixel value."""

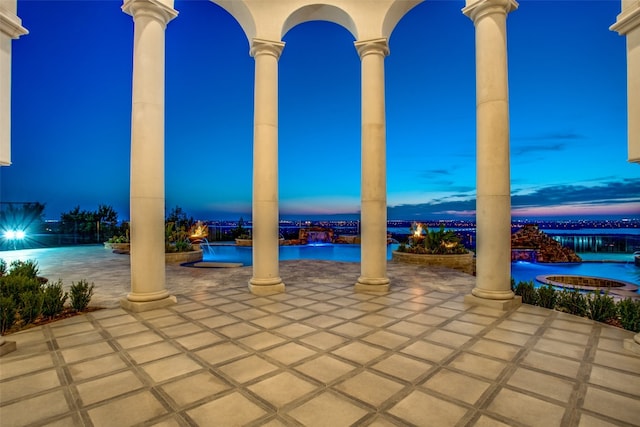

left=202, top=243, right=400, bottom=264
left=202, top=243, right=640, bottom=289
left=511, top=260, right=639, bottom=285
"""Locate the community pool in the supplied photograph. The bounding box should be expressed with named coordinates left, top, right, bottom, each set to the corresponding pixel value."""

left=202, top=243, right=640, bottom=288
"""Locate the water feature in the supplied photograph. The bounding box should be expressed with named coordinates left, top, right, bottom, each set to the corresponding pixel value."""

left=200, top=242, right=639, bottom=295
left=510, top=259, right=640, bottom=296
left=202, top=243, right=400, bottom=265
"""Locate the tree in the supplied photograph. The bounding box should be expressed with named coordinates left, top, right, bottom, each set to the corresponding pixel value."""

left=231, top=217, right=249, bottom=239
left=59, top=204, right=120, bottom=243
left=96, top=205, right=119, bottom=241
left=166, top=206, right=193, bottom=230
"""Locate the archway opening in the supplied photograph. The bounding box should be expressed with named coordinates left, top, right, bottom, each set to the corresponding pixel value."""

left=279, top=20, right=360, bottom=219
left=385, top=1, right=476, bottom=221
left=165, top=1, right=255, bottom=220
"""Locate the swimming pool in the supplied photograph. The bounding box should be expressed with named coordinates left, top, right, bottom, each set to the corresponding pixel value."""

left=202, top=243, right=400, bottom=264
left=202, top=243, right=640, bottom=289
left=510, top=260, right=640, bottom=288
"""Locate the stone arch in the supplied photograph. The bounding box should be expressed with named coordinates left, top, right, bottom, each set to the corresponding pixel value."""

left=208, top=0, right=257, bottom=42
left=282, top=4, right=357, bottom=39
left=382, top=1, right=423, bottom=40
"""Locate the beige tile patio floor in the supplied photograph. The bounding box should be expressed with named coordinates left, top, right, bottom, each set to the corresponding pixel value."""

left=0, top=246, right=639, bottom=426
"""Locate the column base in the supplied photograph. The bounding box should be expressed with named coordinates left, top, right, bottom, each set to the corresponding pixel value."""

left=248, top=282, right=285, bottom=296
left=0, top=340, right=17, bottom=356
left=120, top=295, right=177, bottom=313
left=623, top=333, right=640, bottom=355
left=464, top=294, right=522, bottom=311
left=355, top=277, right=390, bottom=293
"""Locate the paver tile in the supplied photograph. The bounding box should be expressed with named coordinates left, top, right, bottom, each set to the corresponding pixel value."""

left=287, top=391, right=368, bottom=427
left=388, top=390, right=468, bottom=426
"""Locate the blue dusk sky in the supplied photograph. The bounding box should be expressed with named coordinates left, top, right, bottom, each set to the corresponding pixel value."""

left=1, top=0, right=639, bottom=221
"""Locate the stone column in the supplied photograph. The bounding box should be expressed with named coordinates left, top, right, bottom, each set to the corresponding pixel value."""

left=0, top=0, right=27, bottom=356
left=121, top=0, right=177, bottom=312
left=611, top=0, right=640, bottom=163
left=463, top=0, right=520, bottom=309
left=611, top=0, right=640, bottom=354
left=248, top=38, right=285, bottom=295
left=0, top=0, right=28, bottom=166
left=354, top=38, right=390, bottom=293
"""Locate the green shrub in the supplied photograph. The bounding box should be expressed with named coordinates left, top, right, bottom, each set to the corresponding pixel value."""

left=42, top=280, right=68, bottom=319
left=399, top=223, right=468, bottom=255
left=174, top=239, right=193, bottom=253
left=617, top=298, right=640, bottom=332
left=556, top=288, right=588, bottom=317
left=0, top=259, right=6, bottom=277
left=536, top=284, right=557, bottom=309
left=69, top=280, right=94, bottom=311
left=0, top=274, right=41, bottom=301
left=8, top=259, right=39, bottom=278
left=0, top=296, right=17, bottom=334
left=19, top=290, right=44, bottom=325
left=514, top=280, right=537, bottom=305
left=107, top=235, right=129, bottom=244
left=586, top=290, right=617, bottom=323
left=0, top=274, right=43, bottom=328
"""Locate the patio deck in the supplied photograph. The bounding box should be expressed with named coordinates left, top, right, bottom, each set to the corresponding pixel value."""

left=0, top=246, right=638, bottom=426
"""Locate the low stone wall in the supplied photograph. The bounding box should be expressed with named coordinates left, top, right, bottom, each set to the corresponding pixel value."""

left=165, top=250, right=203, bottom=264
left=545, top=275, right=625, bottom=288
left=104, top=242, right=130, bottom=251
left=537, top=274, right=639, bottom=299
left=106, top=243, right=202, bottom=263
left=392, top=251, right=475, bottom=275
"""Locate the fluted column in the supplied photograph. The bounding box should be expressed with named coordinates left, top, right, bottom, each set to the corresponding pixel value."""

left=0, top=0, right=28, bottom=166
left=463, top=0, right=520, bottom=309
left=611, top=0, right=640, bottom=353
left=121, top=0, right=177, bottom=312
left=354, top=38, right=390, bottom=293
left=249, top=38, right=285, bottom=295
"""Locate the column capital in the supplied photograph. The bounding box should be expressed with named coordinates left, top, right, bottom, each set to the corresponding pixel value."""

left=122, top=0, right=178, bottom=27
left=610, top=1, right=640, bottom=35
left=354, top=38, right=390, bottom=59
left=0, top=8, right=28, bottom=39
left=250, top=38, right=285, bottom=60
left=462, top=0, right=518, bottom=23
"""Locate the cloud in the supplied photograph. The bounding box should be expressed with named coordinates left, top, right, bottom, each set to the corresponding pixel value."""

left=511, top=178, right=640, bottom=208
left=512, top=142, right=567, bottom=156
left=511, top=132, right=587, bottom=156
left=513, top=132, right=585, bottom=142
left=388, top=199, right=477, bottom=219
left=421, top=169, right=451, bottom=178
left=415, top=167, right=475, bottom=193
left=387, top=178, right=640, bottom=219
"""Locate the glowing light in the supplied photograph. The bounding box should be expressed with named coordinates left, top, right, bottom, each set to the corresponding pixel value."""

left=413, top=222, right=424, bottom=238
left=3, top=230, right=26, bottom=240
left=188, top=221, right=208, bottom=243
